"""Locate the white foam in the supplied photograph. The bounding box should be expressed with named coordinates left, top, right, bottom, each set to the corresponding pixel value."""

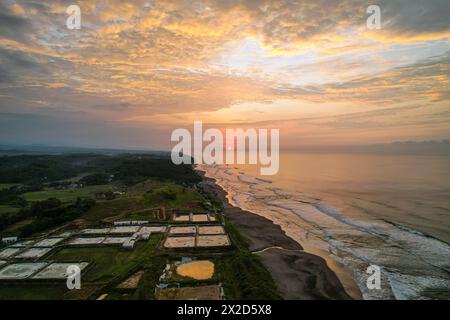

left=197, top=164, right=450, bottom=300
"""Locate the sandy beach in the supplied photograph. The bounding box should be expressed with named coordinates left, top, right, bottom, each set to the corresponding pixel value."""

left=200, top=174, right=353, bottom=300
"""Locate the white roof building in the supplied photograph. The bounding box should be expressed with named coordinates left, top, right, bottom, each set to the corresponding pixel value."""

left=1, top=237, right=18, bottom=244
left=132, top=221, right=148, bottom=225
left=122, top=239, right=135, bottom=249
left=113, top=221, right=130, bottom=226
left=139, top=233, right=150, bottom=240
left=113, top=220, right=148, bottom=226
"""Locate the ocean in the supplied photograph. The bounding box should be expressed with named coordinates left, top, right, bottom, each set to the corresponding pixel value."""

left=197, top=152, right=450, bottom=300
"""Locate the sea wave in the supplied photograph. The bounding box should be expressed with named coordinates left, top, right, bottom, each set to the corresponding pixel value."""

left=197, top=164, right=450, bottom=300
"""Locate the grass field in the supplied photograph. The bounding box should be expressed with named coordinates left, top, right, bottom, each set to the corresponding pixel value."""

left=0, top=284, right=69, bottom=300
left=0, top=183, right=19, bottom=190
left=0, top=157, right=280, bottom=300
left=0, top=235, right=165, bottom=300
left=23, top=185, right=115, bottom=202
left=81, top=181, right=207, bottom=222
left=143, top=183, right=205, bottom=210
left=0, top=205, right=20, bottom=215
left=0, top=283, right=104, bottom=300
left=3, top=218, right=33, bottom=233
left=119, top=208, right=166, bottom=221
left=97, top=253, right=167, bottom=300
left=215, top=218, right=282, bottom=300
left=49, top=234, right=163, bottom=284
left=82, top=196, right=149, bottom=222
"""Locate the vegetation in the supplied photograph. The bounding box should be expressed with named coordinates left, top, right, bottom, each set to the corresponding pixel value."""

left=0, top=185, right=34, bottom=207
left=111, top=156, right=200, bottom=186
left=51, top=235, right=162, bottom=284
left=143, top=184, right=204, bottom=209
left=0, top=152, right=280, bottom=301
left=0, top=284, right=69, bottom=300
left=215, top=218, right=282, bottom=300
left=0, top=156, right=80, bottom=184
left=0, top=184, right=19, bottom=191
left=216, top=253, right=281, bottom=300
left=18, top=197, right=95, bottom=237
left=81, top=196, right=148, bottom=222
left=48, top=234, right=165, bottom=300
left=0, top=197, right=95, bottom=237
left=79, top=173, right=111, bottom=186
left=131, top=255, right=166, bottom=300
left=0, top=207, right=30, bottom=232
left=23, top=185, right=114, bottom=203
left=0, top=154, right=199, bottom=233
left=421, top=288, right=450, bottom=300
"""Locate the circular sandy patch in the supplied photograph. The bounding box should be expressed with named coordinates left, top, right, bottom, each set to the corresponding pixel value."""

left=176, top=260, right=214, bottom=280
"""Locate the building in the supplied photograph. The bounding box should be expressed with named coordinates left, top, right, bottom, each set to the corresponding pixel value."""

left=135, top=232, right=150, bottom=240
left=131, top=233, right=140, bottom=241
left=122, top=239, right=135, bottom=250
left=139, top=233, right=150, bottom=240
left=1, top=237, right=18, bottom=244
left=113, top=220, right=148, bottom=227
left=131, top=221, right=148, bottom=226
left=114, top=221, right=131, bottom=226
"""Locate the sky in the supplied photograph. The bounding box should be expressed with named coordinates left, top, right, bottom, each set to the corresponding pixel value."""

left=0, top=0, right=449, bottom=150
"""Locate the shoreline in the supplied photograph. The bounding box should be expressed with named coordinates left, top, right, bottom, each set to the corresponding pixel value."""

left=199, top=171, right=357, bottom=300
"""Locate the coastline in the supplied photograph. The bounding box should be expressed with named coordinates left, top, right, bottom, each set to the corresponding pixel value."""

left=199, top=171, right=357, bottom=300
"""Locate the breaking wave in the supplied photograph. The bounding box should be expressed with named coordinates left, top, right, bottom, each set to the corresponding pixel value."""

left=197, top=164, right=450, bottom=300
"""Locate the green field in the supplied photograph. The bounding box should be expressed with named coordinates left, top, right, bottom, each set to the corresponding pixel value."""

left=216, top=218, right=282, bottom=300
left=0, top=184, right=19, bottom=191
left=23, top=185, right=115, bottom=202
left=81, top=196, right=148, bottom=222
left=0, top=154, right=281, bottom=300
left=0, top=284, right=69, bottom=300
left=143, top=183, right=205, bottom=210
left=50, top=234, right=163, bottom=284
left=0, top=205, right=20, bottom=215
left=81, top=182, right=207, bottom=222
left=0, top=235, right=165, bottom=300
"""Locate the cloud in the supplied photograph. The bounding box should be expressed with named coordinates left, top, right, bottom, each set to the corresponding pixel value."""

left=0, top=112, right=47, bottom=120
left=0, top=2, right=30, bottom=42
left=318, top=52, right=450, bottom=103
left=0, top=0, right=449, bottom=148
left=270, top=52, right=450, bottom=104
left=92, top=102, right=130, bottom=110
left=378, top=0, right=450, bottom=36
